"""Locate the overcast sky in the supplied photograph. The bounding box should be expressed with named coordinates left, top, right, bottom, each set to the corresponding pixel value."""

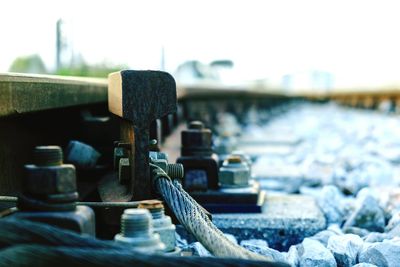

left=1, top=0, right=400, bottom=87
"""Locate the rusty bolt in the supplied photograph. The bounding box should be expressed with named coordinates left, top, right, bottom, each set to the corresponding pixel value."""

left=138, top=199, right=164, bottom=210
left=24, top=146, right=77, bottom=195
left=218, top=155, right=250, bottom=187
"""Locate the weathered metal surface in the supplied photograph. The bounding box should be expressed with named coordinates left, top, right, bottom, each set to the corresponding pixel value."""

left=0, top=73, right=107, bottom=117
left=177, top=121, right=219, bottom=191
left=11, top=205, right=96, bottom=236
left=213, top=194, right=326, bottom=251
left=108, top=70, right=177, bottom=201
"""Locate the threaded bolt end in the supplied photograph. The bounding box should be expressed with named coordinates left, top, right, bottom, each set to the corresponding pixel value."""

left=150, top=208, right=164, bottom=220
left=167, top=163, right=184, bottom=179
left=33, top=146, right=63, bottom=166
left=189, top=121, right=204, bottom=129
left=121, top=209, right=152, bottom=237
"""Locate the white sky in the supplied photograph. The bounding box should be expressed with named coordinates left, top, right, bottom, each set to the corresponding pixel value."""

left=1, top=0, right=400, bottom=87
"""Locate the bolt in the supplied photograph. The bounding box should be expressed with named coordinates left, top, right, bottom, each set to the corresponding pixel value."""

left=166, top=163, right=183, bottom=180
left=149, top=151, right=184, bottom=180
left=121, top=209, right=151, bottom=237
left=219, top=155, right=251, bottom=187
left=24, top=146, right=77, bottom=197
left=138, top=200, right=164, bottom=219
left=118, top=158, right=131, bottom=184
left=231, top=150, right=253, bottom=173
left=227, top=155, right=242, bottom=164
left=114, top=208, right=165, bottom=252
left=138, top=200, right=178, bottom=253
left=181, top=121, right=213, bottom=156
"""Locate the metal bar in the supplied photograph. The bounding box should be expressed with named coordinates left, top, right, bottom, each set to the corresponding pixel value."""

left=0, top=196, right=17, bottom=202
left=0, top=196, right=144, bottom=208
left=0, top=73, right=107, bottom=117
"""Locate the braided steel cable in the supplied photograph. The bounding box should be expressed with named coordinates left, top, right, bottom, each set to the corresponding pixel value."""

left=150, top=164, right=272, bottom=261
left=0, top=219, right=286, bottom=267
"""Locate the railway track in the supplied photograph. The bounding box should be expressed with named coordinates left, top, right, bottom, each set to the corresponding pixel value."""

left=1, top=72, right=399, bottom=197
left=1, top=72, right=400, bottom=266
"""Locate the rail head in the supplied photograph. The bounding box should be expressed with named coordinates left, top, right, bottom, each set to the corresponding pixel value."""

left=177, top=82, right=290, bottom=100
left=0, top=72, right=108, bottom=117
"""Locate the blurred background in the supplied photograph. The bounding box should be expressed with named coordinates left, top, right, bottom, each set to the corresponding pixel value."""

left=1, top=0, right=400, bottom=90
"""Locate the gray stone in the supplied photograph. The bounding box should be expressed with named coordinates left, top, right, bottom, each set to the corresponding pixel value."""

left=175, top=232, right=188, bottom=248
left=213, top=194, right=326, bottom=251
left=327, top=234, right=364, bottom=267
left=327, top=224, right=344, bottom=235
left=316, top=185, right=349, bottom=224
left=344, top=195, right=385, bottom=232
left=344, top=227, right=370, bottom=238
left=359, top=239, right=400, bottom=267
left=285, top=245, right=300, bottom=267
left=386, top=211, right=400, bottom=232
left=240, top=239, right=269, bottom=248
left=241, top=243, right=287, bottom=263
left=388, top=224, right=400, bottom=237
left=332, top=156, right=393, bottom=195
left=253, top=162, right=303, bottom=193
left=298, top=238, right=337, bottom=267
left=352, top=264, right=377, bottom=267
left=189, top=242, right=213, bottom=257
left=310, top=229, right=341, bottom=247
left=363, top=232, right=391, bottom=243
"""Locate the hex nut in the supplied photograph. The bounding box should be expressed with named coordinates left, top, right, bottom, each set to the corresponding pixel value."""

left=219, top=159, right=250, bottom=187
left=152, top=159, right=168, bottom=173
left=24, top=164, right=76, bottom=195
left=153, top=215, right=176, bottom=252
